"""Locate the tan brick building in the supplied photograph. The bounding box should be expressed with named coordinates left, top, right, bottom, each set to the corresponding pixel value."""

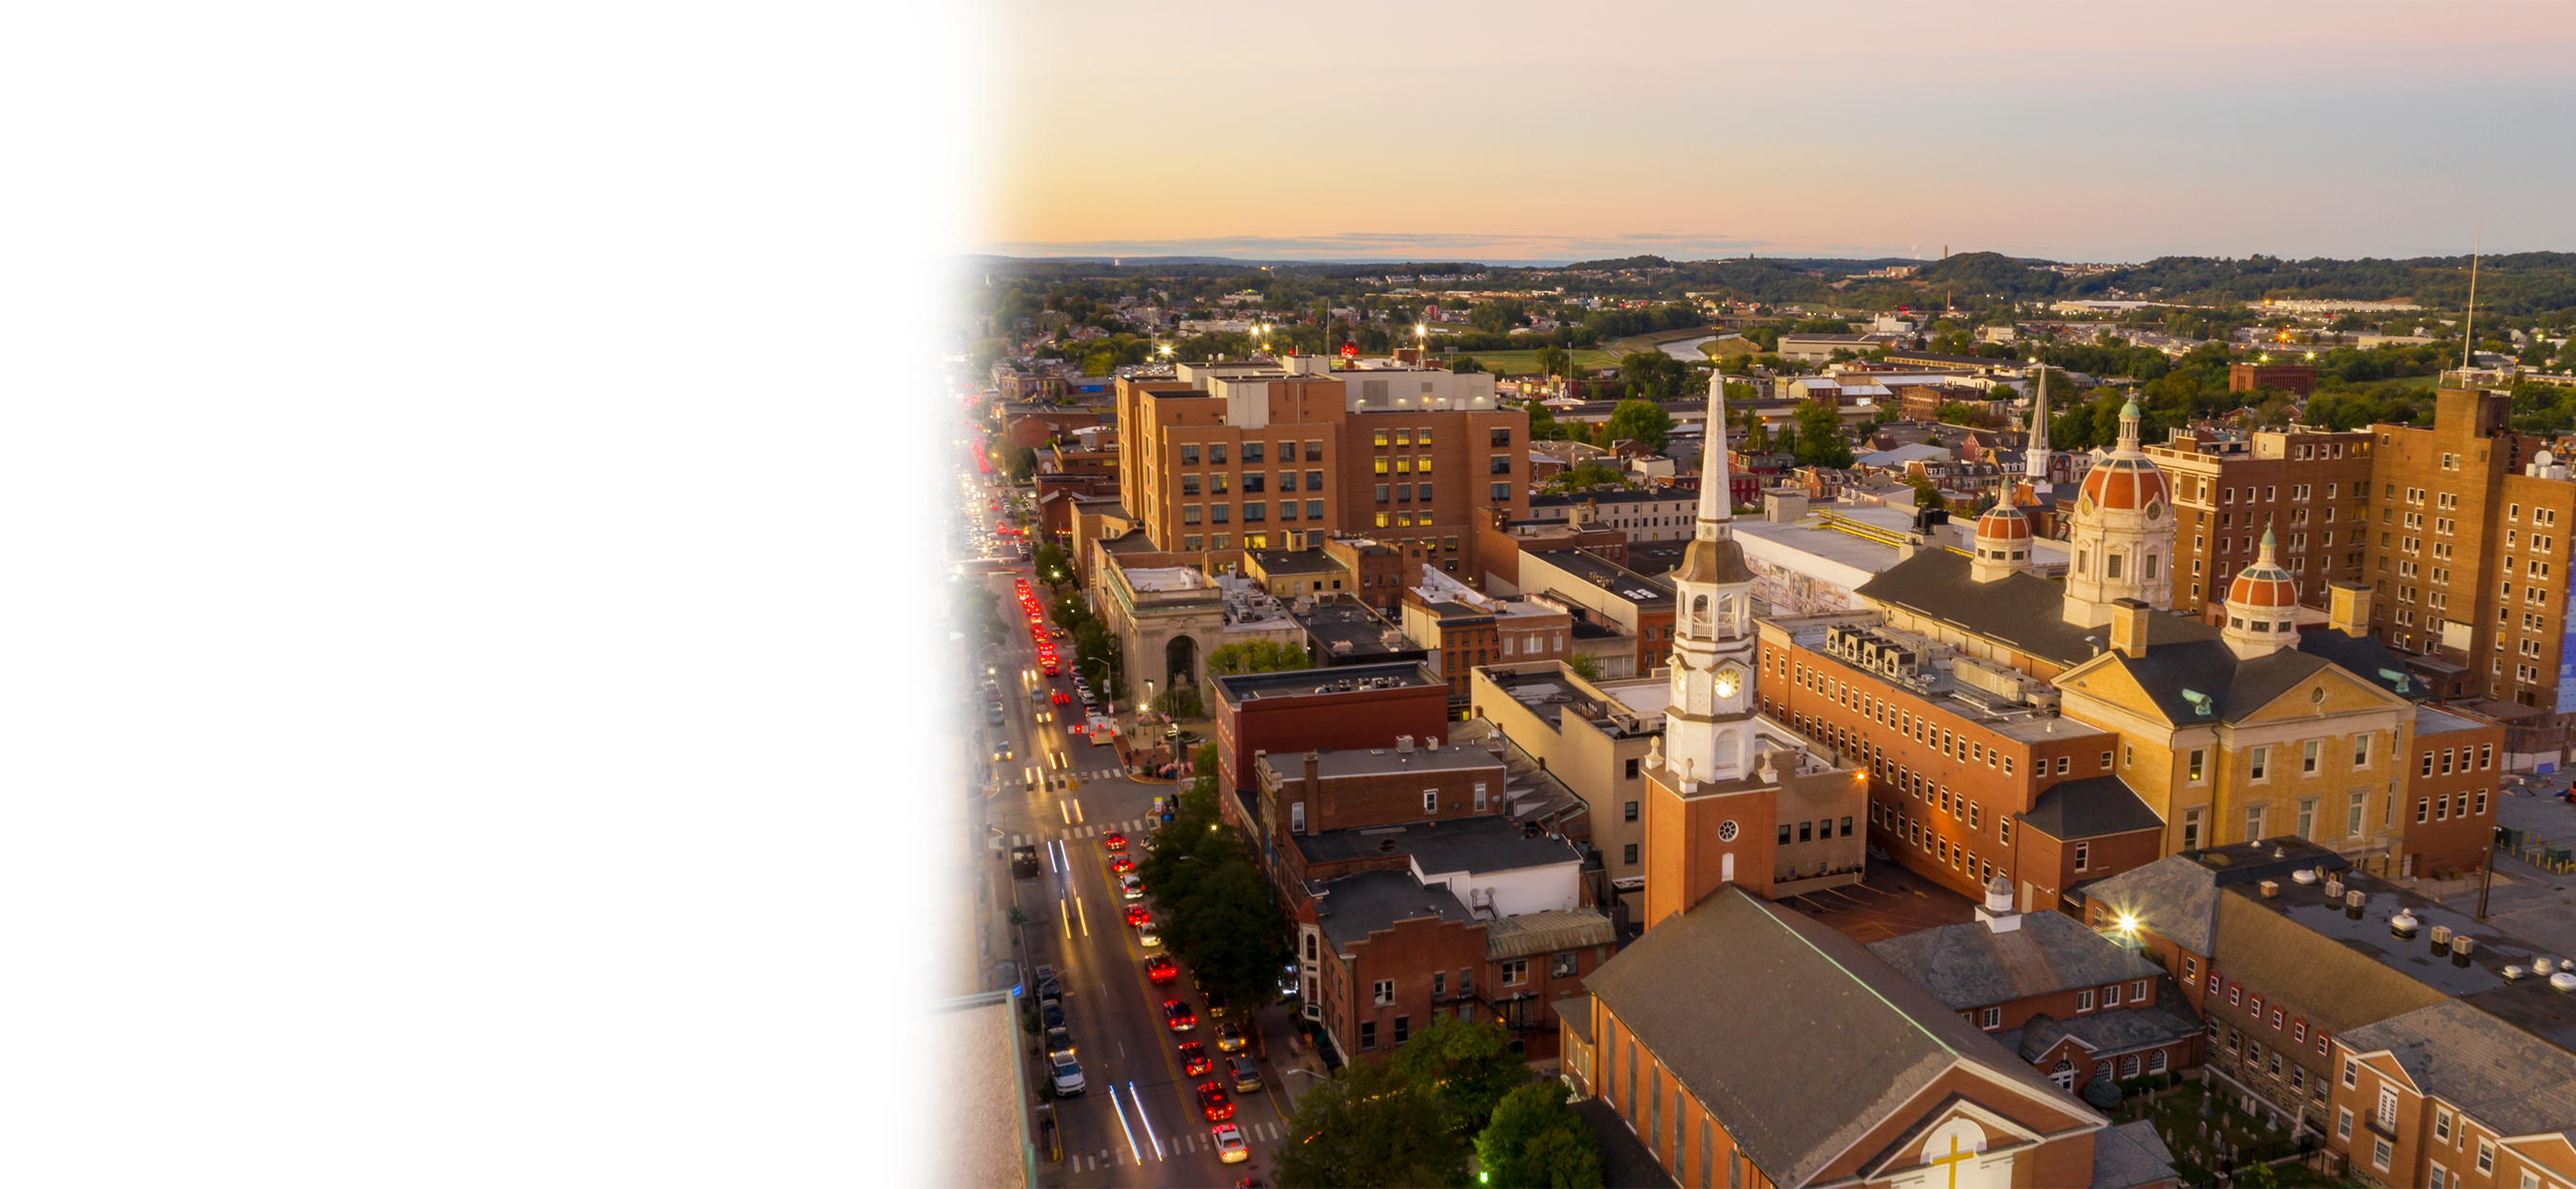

left=1115, top=358, right=1529, bottom=586
left=2146, top=426, right=2376, bottom=614
left=2360, top=388, right=2576, bottom=709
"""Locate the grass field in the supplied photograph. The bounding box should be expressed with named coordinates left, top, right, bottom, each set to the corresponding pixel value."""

left=1453, top=348, right=1624, bottom=377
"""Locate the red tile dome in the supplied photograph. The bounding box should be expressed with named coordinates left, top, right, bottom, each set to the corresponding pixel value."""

left=1976, top=502, right=2032, bottom=541
left=2228, top=532, right=2299, bottom=609
left=2077, top=455, right=2170, bottom=514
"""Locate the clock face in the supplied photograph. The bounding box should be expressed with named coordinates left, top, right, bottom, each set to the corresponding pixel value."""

left=1712, top=668, right=1740, bottom=699
left=2145, top=497, right=2163, bottom=520
left=1717, top=820, right=1739, bottom=842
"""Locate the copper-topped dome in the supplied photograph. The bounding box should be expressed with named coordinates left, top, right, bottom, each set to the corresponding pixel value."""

left=2076, top=399, right=2169, bottom=515
left=1976, top=501, right=2033, bottom=541
left=2229, top=531, right=2299, bottom=608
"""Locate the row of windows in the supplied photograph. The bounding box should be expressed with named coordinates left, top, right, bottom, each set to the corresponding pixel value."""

left=2421, top=744, right=2496, bottom=776
left=1175, top=440, right=1319, bottom=466
left=1179, top=501, right=1321, bottom=524
left=1178, top=471, right=1325, bottom=496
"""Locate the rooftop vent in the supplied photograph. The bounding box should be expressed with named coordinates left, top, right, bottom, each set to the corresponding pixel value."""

left=2324, top=877, right=2344, bottom=899
left=2506, top=965, right=2529, bottom=981
left=2391, top=909, right=2420, bottom=939
left=2552, top=971, right=2576, bottom=993
left=2430, top=925, right=2452, bottom=953
left=2452, top=936, right=2476, bottom=967
left=2292, top=868, right=2319, bottom=886
left=2539, top=956, right=2560, bottom=976
left=2258, top=880, right=2280, bottom=899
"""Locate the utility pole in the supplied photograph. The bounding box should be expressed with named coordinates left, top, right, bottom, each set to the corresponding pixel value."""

left=2479, top=825, right=2505, bottom=920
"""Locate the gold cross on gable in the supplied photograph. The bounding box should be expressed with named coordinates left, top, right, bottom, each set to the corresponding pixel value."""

left=1926, top=1133, right=1976, bottom=1189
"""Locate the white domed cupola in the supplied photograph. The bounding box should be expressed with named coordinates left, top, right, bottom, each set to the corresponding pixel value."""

left=2221, top=530, right=2301, bottom=659
left=1970, top=487, right=2035, bottom=583
left=2062, top=398, right=2176, bottom=626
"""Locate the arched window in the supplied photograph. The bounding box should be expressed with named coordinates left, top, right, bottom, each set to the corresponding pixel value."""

left=1691, top=594, right=1709, bottom=633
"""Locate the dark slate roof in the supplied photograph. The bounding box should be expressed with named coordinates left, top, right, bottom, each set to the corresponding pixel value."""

left=2296, top=628, right=2433, bottom=700
left=1866, top=909, right=2164, bottom=1010
left=1308, top=868, right=1473, bottom=954
left=2077, top=840, right=2352, bottom=958
left=1572, top=1098, right=1680, bottom=1189
left=2018, top=776, right=2164, bottom=842
left=2007, top=986, right=2203, bottom=1062
left=1854, top=549, right=2215, bottom=668
left=1293, top=813, right=1577, bottom=877
left=2093, top=1121, right=2181, bottom=1189
left=2337, top=1000, right=2576, bottom=1140
left=1585, top=886, right=2087, bottom=1188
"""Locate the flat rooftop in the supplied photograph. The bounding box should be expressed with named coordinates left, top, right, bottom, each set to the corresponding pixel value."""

left=1213, top=661, right=1439, bottom=705
left=1526, top=549, right=1674, bottom=609
left=1248, top=549, right=1343, bottom=576
left=1294, top=810, right=1578, bottom=875
left=1480, top=664, right=1667, bottom=734
left=1290, top=598, right=1416, bottom=659
left=1259, top=742, right=1506, bottom=783
left=1780, top=611, right=2114, bottom=746
left=2228, top=867, right=2576, bottom=1053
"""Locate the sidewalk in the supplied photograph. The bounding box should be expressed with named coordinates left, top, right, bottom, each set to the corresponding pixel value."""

left=1255, top=1003, right=1331, bottom=1117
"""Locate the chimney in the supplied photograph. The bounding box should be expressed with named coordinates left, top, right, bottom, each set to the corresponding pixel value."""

left=2327, top=581, right=2372, bottom=638
left=2109, top=598, right=2151, bottom=658
left=1303, top=749, right=1320, bottom=797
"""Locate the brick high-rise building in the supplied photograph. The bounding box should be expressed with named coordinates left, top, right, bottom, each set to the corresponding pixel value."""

left=2361, top=388, right=2576, bottom=708
left=2146, top=426, right=2376, bottom=614
left=1114, top=357, right=1529, bottom=584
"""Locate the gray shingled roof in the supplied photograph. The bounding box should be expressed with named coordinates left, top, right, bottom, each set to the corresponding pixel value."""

left=1854, top=549, right=2215, bottom=669
left=1309, top=868, right=1473, bottom=954
left=2018, top=776, right=2164, bottom=842
left=2010, top=993, right=2203, bottom=1063
left=1585, top=887, right=2090, bottom=1188
left=2092, top=1121, right=2180, bottom=1189
left=1865, top=909, right=2164, bottom=1009
left=1486, top=908, right=1616, bottom=962
left=2079, top=855, right=2222, bottom=956
left=2338, top=1000, right=2576, bottom=1140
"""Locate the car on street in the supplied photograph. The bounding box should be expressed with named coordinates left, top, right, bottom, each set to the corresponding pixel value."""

left=1040, top=1000, right=1064, bottom=1031
left=1163, top=999, right=1196, bottom=1031
left=1144, top=954, right=1178, bottom=984
left=1124, top=904, right=1150, bottom=926
left=1214, top=1022, right=1246, bottom=1054
left=991, top=743, right=1013, bottom=762
left=1120, top=875, right=1144, bottom=901
left=1139, top=920, right=1161, bottom=947
left=1051, top=690, right=1070, bottom=705
left=1203, top=990, right=1228, bottom=1019
left=1196, top=1082, right=1235, bottom=1121
left=1229, top=1055, right=1262, bottom=1094
left=1277, top=965, right=1299, bottom=1001
left=1103, top=832, right=1126, bottom=852
left=1049, top=1054, right=1084, bottom=1096
left=1044, top=1026, right=1075, bottom=1060
left=1177, top=1042, right=1212, bottom=1078
left=1108, top=854, right=1135, bottom=874
left=1213, top=1123, right=1249, bottom=1163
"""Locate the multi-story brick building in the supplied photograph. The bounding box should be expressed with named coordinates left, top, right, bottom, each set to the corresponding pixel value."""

left=1472, top=662, right=1666, bottom=916
left=2146, top=425, right=2376, bottom=614
left=2329, top=1001, right=2576, bottom=1189
left=1398, top=564, right=1572, bottom=711
left=1115, top=357, right=1529, bottom=586
left=2401, top=705, right=2508, bottom=877
left=1207, top=663, right=1449, bottom=829
left=2361, top=388, right=2576, bottom=709
left=1250, top=740, right=1509, bottom=887
left=2228, top=362, right=2318, bottom=395
left=1868, top=879, right=2202, bottom=1091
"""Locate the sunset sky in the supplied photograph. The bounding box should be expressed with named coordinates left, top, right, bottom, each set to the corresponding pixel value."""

left=979, top=1, right=2576, bottom=263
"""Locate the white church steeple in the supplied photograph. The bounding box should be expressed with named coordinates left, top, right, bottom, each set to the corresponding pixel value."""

left=1661, top=375, right=1764, bottom=788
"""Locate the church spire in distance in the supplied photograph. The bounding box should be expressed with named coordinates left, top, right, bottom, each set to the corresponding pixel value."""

left=2024, top=362, right=2052, bottom=494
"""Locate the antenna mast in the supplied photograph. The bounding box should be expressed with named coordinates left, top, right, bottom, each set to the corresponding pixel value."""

left=2462, top=222, right=2482, bottom=372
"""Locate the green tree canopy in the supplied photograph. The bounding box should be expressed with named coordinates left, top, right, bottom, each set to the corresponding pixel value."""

left=1205, top=639, right=1311, bottom=675
left=1475, top=1082, right=1605, bottom=1189
left=1388, top=1014, right=1529, bottom=1132
left=1276, top=1043, right=1473, bottom=1188
left=1791, top=400, right=1854, bottom=468
left=1616, top=352, right=1688, bottom=400
left=1602, top=399, right=1675, bottom=453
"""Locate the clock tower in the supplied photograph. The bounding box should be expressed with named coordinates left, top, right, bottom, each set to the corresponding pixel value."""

left=1662, top=374, right=1762, bottom=788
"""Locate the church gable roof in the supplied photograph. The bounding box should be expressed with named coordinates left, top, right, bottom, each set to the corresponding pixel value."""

left=1866, top=907, right=2164, bottom=1009
left=1585, top=887, right=2088, bottom=1187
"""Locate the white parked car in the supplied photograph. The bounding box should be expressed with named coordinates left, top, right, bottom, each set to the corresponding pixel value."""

left=1050, top=1054, right=1086, bottom=1097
